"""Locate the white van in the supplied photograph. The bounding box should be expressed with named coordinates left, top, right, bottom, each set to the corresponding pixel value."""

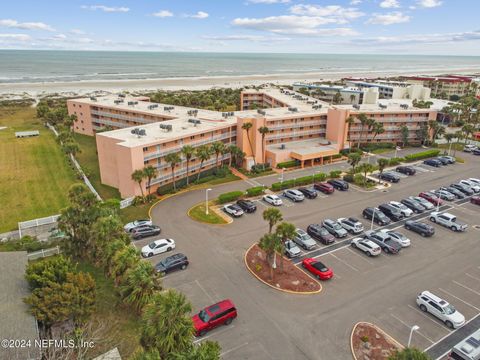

left=448, top=328, right=480, bottom=360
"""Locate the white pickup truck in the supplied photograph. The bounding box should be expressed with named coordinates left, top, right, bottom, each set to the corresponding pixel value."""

left=429, top=212, right=468, bottom=232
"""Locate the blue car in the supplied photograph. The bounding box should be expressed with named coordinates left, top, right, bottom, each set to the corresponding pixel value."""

left=473, top=148, right=480, bottom=156
left=424, top=158, right=442, bottom=167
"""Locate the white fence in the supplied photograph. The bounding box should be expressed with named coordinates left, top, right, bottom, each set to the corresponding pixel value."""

left=18, top=215, right=60, bottom=238
left=120, top=197, right=135, bottom=209
left=27, top=246, right=61, bottom=261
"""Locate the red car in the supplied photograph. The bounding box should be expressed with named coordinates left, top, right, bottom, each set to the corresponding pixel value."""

left=419, top=191, right=443, bottom=206
left=314, top=182, right=335, bottom=194
left=471, top=196, right=480, bottom=205
left=192, top=299, right=237, bottom=337
left=302, top=258, right=334, bottom=280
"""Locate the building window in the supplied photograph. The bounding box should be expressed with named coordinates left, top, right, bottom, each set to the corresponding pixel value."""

left=143, top=147, right=148, bottom=152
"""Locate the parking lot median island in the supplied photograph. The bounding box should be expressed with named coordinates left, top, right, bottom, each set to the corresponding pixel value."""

left=244, top=244, right=321, bottom=294
left=404, top=149, right=441, bottom=162
left=351, top=322, right=403, bottom=360
left=188, top=202, right=229, bottom=225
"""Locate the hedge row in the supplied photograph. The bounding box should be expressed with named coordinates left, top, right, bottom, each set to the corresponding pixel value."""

left=270, top=173, right=327, bottom=191
left=329, top=170, right=342, bottom=178
left=245, top=186, right=265, bottom=197
left=218, top=191, right=244, bottom=204
left=388, top=157, right=405, bottom=166
left=277, top=160, right=300, bottom=169
left=404, top=149, right=440, bottom=162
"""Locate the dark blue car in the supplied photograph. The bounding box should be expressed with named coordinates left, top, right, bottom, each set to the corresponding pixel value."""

left=423, top=158, right=442, bottom=167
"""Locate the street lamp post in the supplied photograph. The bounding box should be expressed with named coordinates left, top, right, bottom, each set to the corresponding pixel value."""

left=408, top=325, right=420, bottom=347
left=370, top=208, right=376, bottom=231
left=280, top=168, right=285, bottom=185
left=205, top=188, right=212, bottom=215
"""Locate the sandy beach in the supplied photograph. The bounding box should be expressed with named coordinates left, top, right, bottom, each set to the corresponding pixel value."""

left=1, top=67, right=479, bottom=100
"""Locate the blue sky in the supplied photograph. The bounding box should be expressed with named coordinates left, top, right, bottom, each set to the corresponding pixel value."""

left=1, top=0, right=479, bottom=55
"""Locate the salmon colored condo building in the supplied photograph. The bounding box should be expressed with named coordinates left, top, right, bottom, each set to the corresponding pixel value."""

left=67, top=87, right=441, bottom=198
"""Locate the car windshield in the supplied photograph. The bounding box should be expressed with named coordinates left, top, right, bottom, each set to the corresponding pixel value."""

left=300, top=233, right=309, bottom=240
left=148, top=243, right=156, bottom=249
left=333, top=224, right=343, bottom=231
left=312, top=262, right=328, bottom=272
left=444, top=304, right=456, bottom=315
left=392, top=232, right=406, bottom=240
left=198, top=310, right=210, bottom=322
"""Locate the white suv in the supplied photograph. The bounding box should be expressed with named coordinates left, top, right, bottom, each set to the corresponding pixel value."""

left=416, top=291, right=465, bottom=329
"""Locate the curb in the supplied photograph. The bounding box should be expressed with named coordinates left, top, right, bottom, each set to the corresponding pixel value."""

left=243, top=244, right=322, bottom=295
left=186, top=202, right=232, bottom=226
left=350, top=321, right=404, bottom=360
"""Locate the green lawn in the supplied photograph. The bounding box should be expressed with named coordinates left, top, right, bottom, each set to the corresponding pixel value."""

left=0, top=107, right=77, bottom=232
left=74, top=133, right=121, bottom=200
left=188, top=202, right=227, bottom=224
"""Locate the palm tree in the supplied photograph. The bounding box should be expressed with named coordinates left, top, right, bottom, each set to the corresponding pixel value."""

left=345, top=115, right=355, bottom=151
left=111, top=246, right=140, bottom=285
left=371, top=122, right=385, bottom=142
left=242, top=122, right=256, bottom=166
left=275, top=222, right=296, bottom=272
left=365, top=118, right=376, bottom=144
left=227, top=144, right=238, bottom=167
left=181, top=145, right=195, bottom=186
left=444, top=133, right=455, bottom=155
left=211, top=141, right=226, bottom=171
left=400, top=125, right=409, bottom=147
left=132, top=169, right=146, bottom=199
left=462, top=123, right=475, bottom=145
left=357, top=163, right=376, bottom=187
left=120, top=261, right=162, bottom=313
left=377, top=158, right=389, bottom=183
left=143, top=166, right=158, bottom=196
left=104, top=240, right=127, bottom=277
left=348, top=152, right=361, bottom=174
left=258, top=126, right=270, bottom=168
left=140, top=289, right=193, bottom=356
left=356, top=113, right=370, bottom=149
left=164, top=152, right=181, bottom=191
left=454, top=130, right=463, bottom=156
left=258, top=233, right=282, bottom=280
left=195, top=145, right=212, bottom=181
left=262, top=208, right=283, bottom=234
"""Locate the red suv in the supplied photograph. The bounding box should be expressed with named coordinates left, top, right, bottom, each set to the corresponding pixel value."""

left=192, top=299, right=237, bottom=337
left=314, top=182, right=334, bottom=194
left=419, top=191, right=443, bottom=206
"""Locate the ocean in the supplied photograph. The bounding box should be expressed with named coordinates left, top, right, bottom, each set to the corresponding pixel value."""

left=1, top=50, right=479, bottom=84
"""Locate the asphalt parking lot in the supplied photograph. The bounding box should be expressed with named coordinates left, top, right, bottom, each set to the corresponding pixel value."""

left=137, top=152, right=480, bottom=360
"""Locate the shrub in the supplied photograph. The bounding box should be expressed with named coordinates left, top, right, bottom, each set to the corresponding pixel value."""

left=246, top=186, right=265, bottom=197
left=270, top=172, right=327, bottom=191
left=332, top=153, right=343, bottom=160
left=329, top=170, right=342, bottom=178
left=277, top=160, right=300, bottom=169
left=361, top=143, right=395, bottom=152
left=360, top=336, right=369, bottom=343
left=343, top=174, right=354, bottom=183
left=250, top=163, right=272, bottom=174
left=218, top=191, right=244, bottom=204
left=388, top=157, right=404, bottom=166
left=404, top=149, right=440, bottom=162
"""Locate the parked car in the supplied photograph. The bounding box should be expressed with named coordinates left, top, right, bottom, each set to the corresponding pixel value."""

left=396, top=166, right=416, bottom=176
left=364, top=230, right=402, bottom=254
left=322, top=219, right=348, bottom=238
left=302, top=258, right=333, bottom=280
left=350, top=237, right=381, bottom=257
left=404, top=220, right=435, bottom=237
left=263, top=194, right=283, bottom=206
left=131, top=225, right=161, bottom=240
left=284, top=240, right=302, bottom=258
left=236, top=199, right=257, bottom=213
left=436, top=156, right=451, bottom=165
left=379, top=171, right=400, bottom=183
left=430, top=212, right=467, bottom=232
left=155, top=253, right=189, bottom=275
left=379, top=229, right=411, bottom=247
left=362, top=207, right=391, bottom=226
left=223, top=204, right=244, bottom=217
left=401, top=198, right=426, bottom=214
left=378, top=203, right=405, bottom=221
left=468, top=177, right=480, bottom=186
left=438, top=155, right=455, bottom=164
left=192, top=299, right=237, bottom=337
left=124, top=219, right=153, bottom=232
left=459, top=179, right=480, bottom=193
left=473, top=148, right=480, bottom=155
left=439, top=186, right=465, bottom=199
left=410, top=196, right=435, bottom=210
left=141, top=238, right=175, bottom=257
left=471, top=196, right=480, bottom=205
left=389, top=201, right=413, bottom=217
left=433, top=189, right=455, bottom=201
left=338, top=217, right=364, bottom=234
left=416, top=291, right=465, bottom=329
left=307, top=224, right=335, bottom=245
left=293, top=228, right=317, bottom=250
left=463, top=144, right=478, bottom=152
left=419, top=191, right=443, bottom=206
left=327, top=179, right=349, bottom=191
left=450, top=183, right=474, bottom=196
left=297, top=187, right=318, bottom=199
left=314, top=182, right=334, bottom=194
left=424, top=158, right=443, bottom=167
left=283, top=189, right=305, bottom=202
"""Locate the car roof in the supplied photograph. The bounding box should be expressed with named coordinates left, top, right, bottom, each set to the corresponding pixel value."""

left=206, top=299, right=235, bottom=313
left=419, top=291, right=449, bottom=306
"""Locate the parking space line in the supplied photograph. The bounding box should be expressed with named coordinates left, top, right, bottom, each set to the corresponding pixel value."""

left=220, top=342, right=249, bottom=357
left=346, top=247, right=375, bottom=266
left=390, top=313, right=434, bottom=343
left=330, top=253, right=359, bottom=272
left=453, top=280, right=480, bottom=296
left=192, top=325, right=235, bottom=344
left=465, top=273, right=480, bottom=282
left=438, top=288, right=480, bottom=312
left=407, top=305, right=453, bottom=332
left=195, top=279, right=215, bottom=303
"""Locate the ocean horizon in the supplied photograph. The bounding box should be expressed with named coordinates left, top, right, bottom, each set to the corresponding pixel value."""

left=1, top=50, right=480, bottom=85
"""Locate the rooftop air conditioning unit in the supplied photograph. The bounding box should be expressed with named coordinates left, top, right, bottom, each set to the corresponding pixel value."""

left=280, top=144, right=286, bottom=149
left=118, top=94, right=126, bottom=98
left=257, top=109, right=266, bottom=115
left=353, top=104, right=360, bottom=110
left=128, top=101, right=135, bottom=106
left=188, top=119, right=201, bottom=126
left=288, top=107, right=298, bottom=112
left=159, top=124, right=173, bottom=132
left=131, top=128, right=146, bottom=138
left=90, top=96, right=97, bottom=101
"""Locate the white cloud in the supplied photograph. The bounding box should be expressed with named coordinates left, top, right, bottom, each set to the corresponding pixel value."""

left=417, top=0, right=442, bottom=8
left=52, top=33, right=67, bottom=40
left=350, top=0, right=362, bottom=4
left=367, top=12, right=410, bottom=25
left=0, top=19, right=55, bottom=31
left=70, top=29, right=86, bottom=35
left=0, top=33, right=31, bottom=41
left=380, top=0, right=400, bottom=8
left=81, top=5, right=130, bottom=13
left=152, top=10, right=173, bottom=18
left=203, top=34, right=290, bottom=42
left=247, top=0, right=290, bottom=3
left=185, top=11, right=209, bottom=19
left=289, top=4, right=365, bottom=22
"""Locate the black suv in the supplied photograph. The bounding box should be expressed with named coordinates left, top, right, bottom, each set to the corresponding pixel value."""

left=362, top=207, right=391, bottom=225
left=401, top=198, right=425, bottom=213
left=404, top=220, right=435, bottom=237
left=379, top=171, right=400, bottom=183
left=327, top=179, right=349, bottom=191
left=297, top=187, right=318, bottom=199
left=450, top=183, right=474, bottom=196
left=306, top=224, right=335, bottom=244
left=155, top=253, right=189, bottom=275
left=396, top=166, right=416, bottom=175
left=424, top=158, right=442, bottom=167
left=378, top=204, right=404, bottom=221
left=436, top=156, right=450, bottom=165
left=236, top=199, right=257, bottom=213
left=131, top=225, right=161, bottom=240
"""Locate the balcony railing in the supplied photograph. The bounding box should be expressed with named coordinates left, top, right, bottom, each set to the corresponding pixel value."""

left=267, top=129, right=325, bottom=140
left=93, top=118, right=130, bottom=128
left=268, top=120, right=325, bottom=130
left=92, top=110, right=161, bottom=125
